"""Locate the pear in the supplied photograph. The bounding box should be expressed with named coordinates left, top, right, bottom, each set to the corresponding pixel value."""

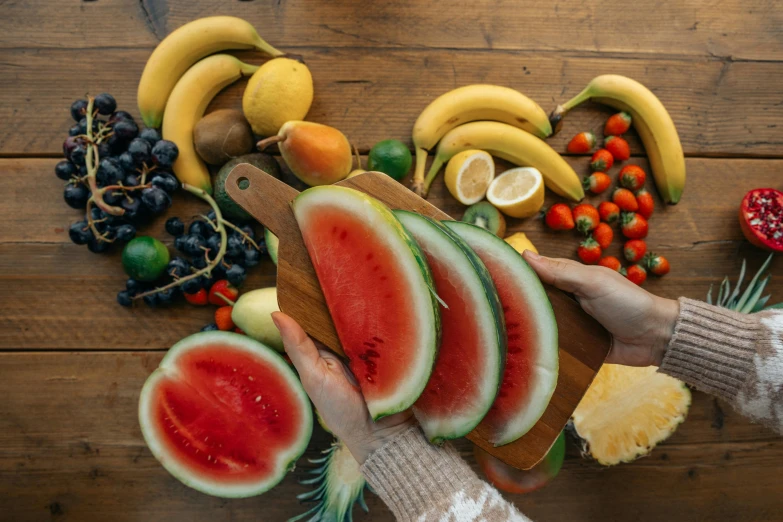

left=257, top=121, right=352, bottom=186
left=231, top=287, right=284, bottom=352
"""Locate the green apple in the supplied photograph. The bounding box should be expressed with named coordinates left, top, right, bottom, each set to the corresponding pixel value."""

left=231, top=287, right=284, bottom=352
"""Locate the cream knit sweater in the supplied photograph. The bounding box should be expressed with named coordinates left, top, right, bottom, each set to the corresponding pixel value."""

left=361, top=298, right=783, bottom=521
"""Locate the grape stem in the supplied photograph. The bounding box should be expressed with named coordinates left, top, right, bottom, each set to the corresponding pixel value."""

left=132, top=184, right=230, bottom=301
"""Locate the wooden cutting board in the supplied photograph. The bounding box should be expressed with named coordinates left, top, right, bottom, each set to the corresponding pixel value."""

left=224, top=164, right=611, bottom=470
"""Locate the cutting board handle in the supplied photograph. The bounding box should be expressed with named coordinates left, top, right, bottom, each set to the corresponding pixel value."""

left=224, top=163, right=300, bottom=236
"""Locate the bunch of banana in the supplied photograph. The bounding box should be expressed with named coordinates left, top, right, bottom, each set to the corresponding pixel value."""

left=550, top=75, right=685, bottom=204
left=162, top=55, right=258, bottom=193
left=411, top=84, right=554, bottom=197
left=424, top=121, right=584, bottom=201
left=137, top=16, right=282, bottom=128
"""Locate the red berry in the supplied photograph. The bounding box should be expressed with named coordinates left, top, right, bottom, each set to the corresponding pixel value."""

left=215, top=306, right=235, bottom=331
left=593, top=222, right=614, bottom=249
left=598, top=255, right=622, bottom=272
left=598, top=201, right=620, bottom=224
left=645, top=252, right=670, bottom=276
left=604, top=136, right=630, bottom=161
left=621, top=212, right=649, bottom=239
left=624, top=239, right=647, bottom=262
left=567, top=132, right=597, bottom=154
left=612, top=188, right=639, bottom=212
left=605, top=112, right=632, bottom=136
left=583, top=172, right=611, bottom=194
left=619, top=165, right=646, bottom=191
left=577, top=237, right=602, bottom=264
left=636, top=188, right=654, bottom=220
left=590, top=149, right=614, bottom=171
left=572, top=203, right=600, bottom=235
left=626, top=264, right=647, bottom=286
left=184, top=288, right=209, bottom=306
left=209, top=280, right=238, bottom=306
left=545, top=203, right=575, bottom=231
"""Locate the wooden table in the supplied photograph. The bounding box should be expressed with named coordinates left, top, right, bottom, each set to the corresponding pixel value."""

left=1, top=1, right=781, bottom=520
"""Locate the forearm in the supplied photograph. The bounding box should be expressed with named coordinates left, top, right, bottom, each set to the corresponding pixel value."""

left=361, top=426, right=530, bottom=522
left=659, top=297, right=783, bottom=434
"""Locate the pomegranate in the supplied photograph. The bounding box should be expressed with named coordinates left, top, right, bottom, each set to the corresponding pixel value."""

left=739, top=188, right=783, bottom=252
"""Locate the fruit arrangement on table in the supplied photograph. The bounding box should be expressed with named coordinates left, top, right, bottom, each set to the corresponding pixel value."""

left=51, top=12, right=779, bottom=521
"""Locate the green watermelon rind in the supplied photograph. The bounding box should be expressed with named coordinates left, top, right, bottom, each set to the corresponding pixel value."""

left=444, top=221, right=559, bottom=446
left=292, top=186, right=441, bottom=420
left=395, top=211, right=506, bottom=443
left=138, top=331, right=313, bottom=498
left=265, top=228, right=279, bottom=266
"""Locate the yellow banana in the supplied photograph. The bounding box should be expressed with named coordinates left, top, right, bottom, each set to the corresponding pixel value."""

left=138, top=16, right=281, bottom=128
left=411, top=85, right=552, bottom=197
left=424, top=121, right=583, bottom=201
left=551, top=75, right=685, bottom=204
left=162, top=55, right=259, bottom=194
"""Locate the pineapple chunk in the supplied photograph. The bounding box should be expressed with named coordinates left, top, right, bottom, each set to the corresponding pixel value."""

left=571, top=364, right=690, bottom=466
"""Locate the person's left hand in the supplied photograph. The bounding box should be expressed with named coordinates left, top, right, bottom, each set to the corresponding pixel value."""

left=272, top=312, right=413, bottom=464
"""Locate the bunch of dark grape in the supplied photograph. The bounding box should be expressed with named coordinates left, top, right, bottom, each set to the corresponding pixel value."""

left=118, top=210, right=267, bottom=308
left=59, top=93, right=180, bottom=253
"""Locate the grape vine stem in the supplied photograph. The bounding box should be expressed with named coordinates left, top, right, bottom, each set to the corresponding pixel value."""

left=132, top=184, right=228, bottom=301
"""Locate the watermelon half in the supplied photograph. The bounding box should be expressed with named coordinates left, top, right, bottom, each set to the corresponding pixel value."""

left=292, top=186, right=440, bottom=419
left=444, top=221, right=559, bottom=446
left=138, top=332, right=313, bottom=497
left=395, top=210, right=506, bottom=443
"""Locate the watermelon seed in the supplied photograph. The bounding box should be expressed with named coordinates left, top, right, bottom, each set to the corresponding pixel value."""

left=248, top=376, right=254, bottom=381
left=340, top=230, right=348, bottom=239
left=372, top=336, right=384, bottom=343
left=255, top=396, right=261, bottom=402
left=366, top=349, right=380, bottom=358
left=366, top=375, right=374, bottom=383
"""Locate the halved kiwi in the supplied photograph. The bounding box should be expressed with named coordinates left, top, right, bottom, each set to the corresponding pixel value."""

left=461, top=201, right=506, bottom=237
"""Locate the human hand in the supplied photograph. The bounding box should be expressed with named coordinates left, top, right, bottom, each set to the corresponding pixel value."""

left=522, top=251, right=679, bottom=367
left=271, top=312, right=414, bottom=464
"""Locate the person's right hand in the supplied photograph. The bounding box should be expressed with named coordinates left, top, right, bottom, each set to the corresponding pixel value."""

left=522, top=251, right=680, bottom=367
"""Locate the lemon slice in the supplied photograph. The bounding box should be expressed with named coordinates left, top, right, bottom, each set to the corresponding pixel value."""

left=444, top=150, right=494, bottom=205
left=487, top=167, right=545, bottom=218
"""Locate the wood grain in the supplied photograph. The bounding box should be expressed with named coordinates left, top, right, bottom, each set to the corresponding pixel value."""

left=4, top=0, right=783, bottom=62
left=0, top=351, right=779, bottom=522
left=2, top=49, right=783, bottom=157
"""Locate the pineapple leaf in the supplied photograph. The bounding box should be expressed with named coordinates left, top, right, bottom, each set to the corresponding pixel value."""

left=706, top=285, right=713, bottom=305
left=740, top=276, right=770, bottom=314
left=765, top=302, right=783, bottom=310
left=751, top=295, right=771, bottom=313
left=726, top=259, right=747, bottom=308
left=717, top=277, right=728, bottom=307
left=735, top=255, right=773, bottom=312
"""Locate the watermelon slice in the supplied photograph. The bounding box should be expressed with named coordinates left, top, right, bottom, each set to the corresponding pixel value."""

left=138, top=332, right=312, bottom=498
left=474, top=431, right=565, bottom=493
left=395, top=210, right=506, bottom=443
left=292, top=186, right=440, bottom=419
left=444, top=221, right=558, bottom=446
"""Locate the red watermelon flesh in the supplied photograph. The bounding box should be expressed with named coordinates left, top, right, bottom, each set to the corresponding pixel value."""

left=395, top=211, right=505, bottom=442
left=139, top=332, right=312, bottom=498
left=444, top=221, right=559, bottom=446
left=474, top=431, right=565, bottom=493
left=292, top=186, right=440, bottom=420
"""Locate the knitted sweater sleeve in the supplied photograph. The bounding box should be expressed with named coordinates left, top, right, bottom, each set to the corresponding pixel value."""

left=361, top=426, right=530, bottom=522
left=659, top=297, right=783, bottom=433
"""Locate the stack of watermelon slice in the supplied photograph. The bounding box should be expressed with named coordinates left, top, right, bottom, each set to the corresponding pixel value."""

left=138, top=185, right=559, bottom=498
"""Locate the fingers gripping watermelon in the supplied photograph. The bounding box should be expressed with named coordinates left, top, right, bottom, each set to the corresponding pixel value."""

left=395, top=210, right=506, bottom=443
left=292, top=186, right=440, bottom=419
left=444, top=221, right=559, bottom=446
left=138, top=332, right=312, bottom=498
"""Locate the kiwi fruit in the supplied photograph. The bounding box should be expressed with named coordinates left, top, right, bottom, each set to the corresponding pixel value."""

left=214, top=153, right=281, bottom=221
left=194, top=109, right=254, bottom=166
left=462, top=201, right=507, bottom=237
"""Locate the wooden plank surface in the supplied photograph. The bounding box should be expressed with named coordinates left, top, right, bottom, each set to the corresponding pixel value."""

left=2, top=49, right=783, bottom=156
left=2, top=0, right=783, bottom=520
left=0, top=352, right=779, bottom=522
left=3, top=0, right=783, bottom=62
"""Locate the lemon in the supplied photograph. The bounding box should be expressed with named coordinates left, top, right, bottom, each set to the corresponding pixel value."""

left=504, top=232, right=539, bottom=255
left=122, top=236, right=170, bottom=282
left=486, top=167, right=544, bottom=218
left=444, top=150, right=494, bottom=205
left=242, top=57, right=313, bottom=137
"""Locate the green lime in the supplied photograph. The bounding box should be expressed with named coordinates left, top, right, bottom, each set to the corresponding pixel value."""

left=367, top=139, right=412, bottom=181
left=122, top=236, right=170, bottom=282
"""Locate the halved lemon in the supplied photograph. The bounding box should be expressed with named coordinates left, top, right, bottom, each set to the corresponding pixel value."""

left=444, top=150, right=494, bottom=205
left=487, top=167, right=545, bottom=218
